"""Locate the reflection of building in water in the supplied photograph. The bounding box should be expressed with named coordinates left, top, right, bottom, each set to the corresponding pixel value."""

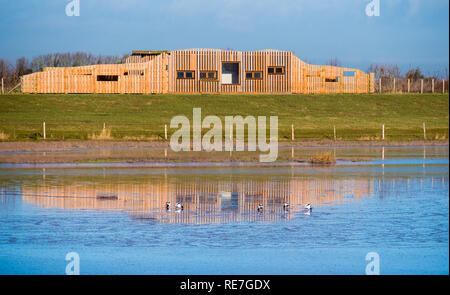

left=21, top=177, right=374, bottom=224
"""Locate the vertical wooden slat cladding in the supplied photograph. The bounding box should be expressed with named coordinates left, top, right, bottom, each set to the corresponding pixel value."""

left=22, top=53, right=169, bottom=94
left=173, top=49, right=199, bottom=93
left=196, top=48, right=220, bottom=93
left=21, top=49, right=373, bottom=94
left=290, top=55, right=373, bottom=94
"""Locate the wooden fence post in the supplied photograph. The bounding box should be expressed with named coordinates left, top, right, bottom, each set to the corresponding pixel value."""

left=421, top=79, right=424, bottom=94
left=229, top=124, right=233, bottom=157
left=382, top=124, right=385, bottom=140
left=333, top=125, right=336, bottom=141
left=43, top=122, right=46, bottom=140
left=393, top=78, right=396, bottom=93
left=423, top=122, right=426, bottom=140
left=164, top=124, right=167, bottom=140
left=407, top=79, right=410, bottom=93
left=379, top=79, right=382, bottom=93
left=291, top=124, right=294, bottom=141
left=432, top=79, right=434, bottom=93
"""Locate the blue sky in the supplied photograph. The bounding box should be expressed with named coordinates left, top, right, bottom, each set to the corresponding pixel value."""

left=0, top=0, right=448, bottom=75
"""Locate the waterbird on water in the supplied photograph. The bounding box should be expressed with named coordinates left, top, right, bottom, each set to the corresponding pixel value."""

left=165, top=201, right=171, bottom=210
left=175, top=202, right=184, bottom=211
left=304, top=203, right=312, bottom=211
left=283, top=202, right=290, bottom=211
left=257, top=204, right=264, bottom=212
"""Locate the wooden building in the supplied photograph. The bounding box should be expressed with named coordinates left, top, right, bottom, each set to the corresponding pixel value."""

left=22, top=49, right=375, bottom=94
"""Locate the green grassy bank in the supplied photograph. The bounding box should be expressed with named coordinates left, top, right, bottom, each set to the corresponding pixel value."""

left=0, top=93, right=448, bottom=141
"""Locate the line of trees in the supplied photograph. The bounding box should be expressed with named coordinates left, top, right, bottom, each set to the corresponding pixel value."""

left=367, top=64, right=449, bottom=80
left=0, top=52, right=129, bottom=88
left=367, top=63, right=449, bottom=93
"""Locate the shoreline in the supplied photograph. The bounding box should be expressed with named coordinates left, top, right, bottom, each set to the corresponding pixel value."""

left=0, top=139, right=448, bottom=153
left=0, top=161, right=313, bottom=169
left=0, top=140, right=447, bottom=166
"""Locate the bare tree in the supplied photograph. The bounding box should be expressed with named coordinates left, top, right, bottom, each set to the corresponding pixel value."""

left=16, top=57, right=32, bottom=77
left=327, top=57, right=341, bottom=67
left=405, top=68, right=424, bottom=81
left=30, top=52, right=127, bottom=72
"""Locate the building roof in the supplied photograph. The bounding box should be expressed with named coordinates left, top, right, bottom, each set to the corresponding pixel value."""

left=131, top=50, right=169, bottom=56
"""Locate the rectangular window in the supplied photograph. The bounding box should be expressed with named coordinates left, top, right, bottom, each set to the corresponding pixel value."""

left=222, top=62, right=239, bottom=84
left=97, top=75, right=119, bottom=82
left=268, top=66, right=284, bottom=75
left=343, top=71, right=356, bottom=77
left=245, top=71, right=263, bottom=80
left=199, top=71, right=217, bottom=80
left=325, top=77, right=338, bottom=82
left=128, top=70, right=144, bottom=76
left=177, top=71, right=195, bottom=79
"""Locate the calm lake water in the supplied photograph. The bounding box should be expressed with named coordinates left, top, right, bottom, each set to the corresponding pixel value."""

left=0, top=146, right=448, bottom=274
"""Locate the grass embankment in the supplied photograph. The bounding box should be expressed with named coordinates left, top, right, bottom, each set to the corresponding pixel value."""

left=0, top=93, right=448, bottom=142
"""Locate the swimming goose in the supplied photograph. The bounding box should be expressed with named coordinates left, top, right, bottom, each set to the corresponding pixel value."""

left=304, top=203, right=312, bottom=210
left=283, top=202, right=290, bottom=211
left=257, top=204, right=264, bottom=212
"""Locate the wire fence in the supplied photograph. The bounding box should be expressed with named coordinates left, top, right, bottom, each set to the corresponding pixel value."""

left=0, top=122, right=448, bottom=141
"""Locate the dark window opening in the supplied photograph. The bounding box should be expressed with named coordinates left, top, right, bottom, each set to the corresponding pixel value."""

left=268, top=66, right=284, bottom=75
left=245, top=71, right=263, bottom=80
left=222, top=62, right=239, bottom=84
left=177, top=71, right=195, bottom=79
left=124, top=71, right=129, bottom=76
left=97, top=75, right=119, bottom=82
left=325, top=77, right=338, bottom=82
left=199, top=71, right=217, bottom=80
